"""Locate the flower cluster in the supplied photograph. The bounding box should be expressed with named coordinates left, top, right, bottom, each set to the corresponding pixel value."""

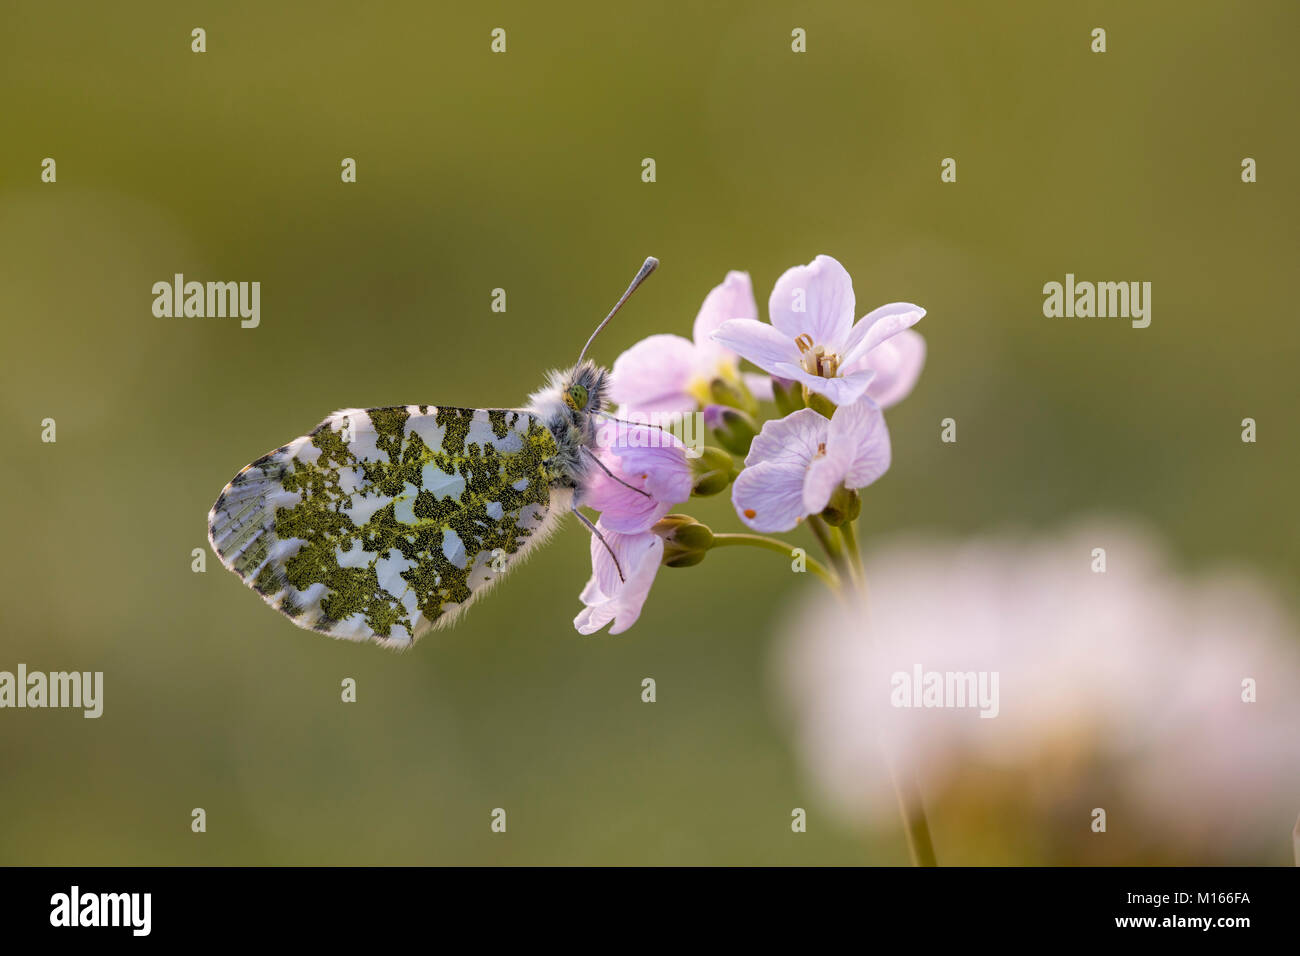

left=573, top=254, right=926, bottom=633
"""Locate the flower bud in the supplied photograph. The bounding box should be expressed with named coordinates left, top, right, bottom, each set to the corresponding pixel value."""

left=689, top=446, right=736, bottom=497
left=709, top=377, right=759, bottom=416
left=771, top=377, right=805, bottom=416
left=819, top=485, right=861, bottom=526
left=703, top=404, right=758, bottom=457
left=803, top=388, right=836, bottom=419
left=653, top=514, right=714, bottom=568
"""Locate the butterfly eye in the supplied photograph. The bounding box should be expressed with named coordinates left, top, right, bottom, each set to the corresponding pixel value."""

left=565, top=384, right=589, bottom=410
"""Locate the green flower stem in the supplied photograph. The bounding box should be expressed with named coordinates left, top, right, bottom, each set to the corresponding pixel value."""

left=836, top=515, right=937, bottom=868
left=710, top=533, right=839, bottom=589
left=839, top=519, right=867, bottom=593
left=807, top=515, right=853, bottom=582
left=887, top=749, right=939, bottom=867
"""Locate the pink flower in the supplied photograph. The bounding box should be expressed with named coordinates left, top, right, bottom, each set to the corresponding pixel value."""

left=731, top=400, right=890, bottom=532
left=609, top=271, right=757, bottom=413
left=712, top=254, right=925, bottom=407
left=574, top=523, right=663, bottom=635
left=581, top=424, right=693, bottom=533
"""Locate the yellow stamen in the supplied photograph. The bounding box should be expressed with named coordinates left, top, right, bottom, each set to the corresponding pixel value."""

left=798, top=343, right=839, bottom=379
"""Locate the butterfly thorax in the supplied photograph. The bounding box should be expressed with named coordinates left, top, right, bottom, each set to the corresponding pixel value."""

left=526, top=360, right=610, bottom=490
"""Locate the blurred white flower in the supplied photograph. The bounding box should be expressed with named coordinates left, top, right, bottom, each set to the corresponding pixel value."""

left=774, top=521, right=1300, bottom=860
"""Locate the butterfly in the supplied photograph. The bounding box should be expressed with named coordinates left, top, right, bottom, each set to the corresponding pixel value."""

left=207, top=257, right=659, bottom=649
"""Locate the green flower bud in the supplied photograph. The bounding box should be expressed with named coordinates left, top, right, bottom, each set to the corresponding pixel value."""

left=772, top=377, right=805, bottom=416
left=704, top=404, right=758, bottom=457
left=653, top=514, right=715, bottom=568
left=819, top=485, right=861, bottom=527
left=709, top=377, right=759, bottom=416
left=689, top=446, right=737, bottom=497
left=803, top=388, right=836, bottom=419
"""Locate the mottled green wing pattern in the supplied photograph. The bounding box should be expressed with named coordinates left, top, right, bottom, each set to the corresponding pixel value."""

left=208, top=405, right=562, bottom=648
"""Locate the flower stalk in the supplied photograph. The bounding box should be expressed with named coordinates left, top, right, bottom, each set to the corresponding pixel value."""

left=806, top=515, right=852, bottom=584
left=811, top=511, right=936, bottom=867
left=710, top=533, right=839, bottom=589
left=887, top=743, right=939, bottom=867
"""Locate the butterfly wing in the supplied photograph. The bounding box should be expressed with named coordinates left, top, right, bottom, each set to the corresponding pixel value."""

left=208, top=405, right=564, bottom=649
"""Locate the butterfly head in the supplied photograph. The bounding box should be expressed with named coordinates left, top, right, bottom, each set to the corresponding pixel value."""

left=527, top=257, right=656, bottom=480
left=560, top=360, right=609, bottom=417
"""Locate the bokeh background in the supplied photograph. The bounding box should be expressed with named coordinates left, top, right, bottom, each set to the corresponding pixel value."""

left=1, top=1, right=1296, bottom=864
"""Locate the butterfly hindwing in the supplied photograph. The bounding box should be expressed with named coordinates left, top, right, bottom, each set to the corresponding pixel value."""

left=208, top=405, right=563, bottom=648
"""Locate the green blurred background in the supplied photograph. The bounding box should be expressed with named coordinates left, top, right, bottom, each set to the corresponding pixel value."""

left=1, top=0, right=1296, bottom=864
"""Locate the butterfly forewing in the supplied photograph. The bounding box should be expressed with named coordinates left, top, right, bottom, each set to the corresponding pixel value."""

left=208, top=405, right=561, bottom=648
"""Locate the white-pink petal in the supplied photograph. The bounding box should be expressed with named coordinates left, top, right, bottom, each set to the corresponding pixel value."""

left=609, top=334, right=698, bottom=414
left=575, top=525, right=663, bottom=635
left=802, top=449, right=852, bottom=515
left=841, top=302, right=926, bottom=368
left=827, top=399, right=892, bottom=489
left=860, top=329, right=926, bottom=408
left=768, top=255, right=856, bottom=348
left=743, top=408, right=827, bottom=470
left=732, top=462, right=811, bottom=532
left=692, top=271, right=756, bottom=370
left=579, top=454, right=671, bottom=534
left=712, top=318, right=800, bottom=375
left=772, top=363, right=877, bottom=407
left=613, top=440, right=693, bottom=505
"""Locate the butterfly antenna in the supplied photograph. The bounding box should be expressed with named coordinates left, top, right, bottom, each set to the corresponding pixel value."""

left=576, top=256, right=658, bottom=366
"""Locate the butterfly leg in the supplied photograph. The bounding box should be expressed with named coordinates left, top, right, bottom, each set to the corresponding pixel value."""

left=570, top=503, right=627, bottom=583
left=580, top=445, right=651, bottom=498
left=595, top=411, right=674, bottom=436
